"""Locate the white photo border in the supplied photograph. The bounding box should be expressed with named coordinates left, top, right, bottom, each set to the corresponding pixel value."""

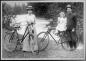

left=1, top=0, right=86, bottom=60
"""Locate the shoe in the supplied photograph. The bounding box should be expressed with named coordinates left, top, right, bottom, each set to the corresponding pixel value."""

left=35, top=50, right=39, bottom=55
left=32, top=50, right=39, bottom=55
left=22, top=51, right=27, bottom=52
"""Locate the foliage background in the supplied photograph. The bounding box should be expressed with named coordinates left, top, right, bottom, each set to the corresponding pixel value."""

left=2, top=2, right=84, bottom=43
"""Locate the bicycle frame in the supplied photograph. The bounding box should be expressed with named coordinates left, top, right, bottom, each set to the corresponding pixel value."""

left=20, top=25, right=30, bottom=43
left=5, top=23, right=33, bottom=44
left=45, top=28, right=62, bottom=46
left=18, top=24, right=34, bottom=43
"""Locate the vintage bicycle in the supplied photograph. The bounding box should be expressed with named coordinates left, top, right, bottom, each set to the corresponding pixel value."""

left=3, top=22, right=37, bottom=52
left=37, top=25, right=79, bottom=51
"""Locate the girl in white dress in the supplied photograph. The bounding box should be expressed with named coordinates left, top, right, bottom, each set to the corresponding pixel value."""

left=55, top=11, right=67, bottom=34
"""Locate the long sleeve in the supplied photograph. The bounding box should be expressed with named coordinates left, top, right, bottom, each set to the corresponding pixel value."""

left=56, top=17, right=67, bottom=31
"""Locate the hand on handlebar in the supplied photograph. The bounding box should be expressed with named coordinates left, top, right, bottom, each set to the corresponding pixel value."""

left=27, top=22, right=35, bottom=26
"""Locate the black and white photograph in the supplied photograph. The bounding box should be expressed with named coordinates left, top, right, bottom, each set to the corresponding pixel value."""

left=1, top=0, right=85, bottom=60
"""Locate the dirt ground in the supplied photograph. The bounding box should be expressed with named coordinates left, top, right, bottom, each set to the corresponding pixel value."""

left=1, top=29, right=85, bottom=60
left=1, top=18, right=85, bottom=60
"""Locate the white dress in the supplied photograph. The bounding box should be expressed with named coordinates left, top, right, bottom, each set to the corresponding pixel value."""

left=22, top=14, right=38, bottom=51
left=56, top=17, right=67, bottom=31
left=11, top=14, right=38, bottom=52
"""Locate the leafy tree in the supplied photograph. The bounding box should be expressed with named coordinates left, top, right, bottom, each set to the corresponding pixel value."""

left=2, top=2, right=13, bottom=16
left=13, top=3, right=22, bottom=15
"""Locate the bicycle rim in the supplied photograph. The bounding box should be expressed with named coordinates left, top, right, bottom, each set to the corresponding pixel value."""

left=37, top=32, right=49, bottom=52
left=4, top=33, right=17, bottom=52
left=61, top=38, right=78, bottom=51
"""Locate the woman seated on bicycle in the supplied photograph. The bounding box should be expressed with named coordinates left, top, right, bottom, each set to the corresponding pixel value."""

left=55, top=11, right=67, bottom=36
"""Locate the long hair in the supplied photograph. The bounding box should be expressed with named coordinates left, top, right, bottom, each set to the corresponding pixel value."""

left=58, top=10, right=66, bottom=18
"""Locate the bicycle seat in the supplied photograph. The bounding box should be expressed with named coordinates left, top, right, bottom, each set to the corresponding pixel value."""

left=14, top=26, right=20, bottom=30
left=58, top=31, right=66, bottom=37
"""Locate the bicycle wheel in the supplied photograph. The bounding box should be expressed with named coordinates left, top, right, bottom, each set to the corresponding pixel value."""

left=61, top=33, right=79, bottom=51
left=4, top=32, right=18, bottom=52
left=37, top=32, right=49, bottom=51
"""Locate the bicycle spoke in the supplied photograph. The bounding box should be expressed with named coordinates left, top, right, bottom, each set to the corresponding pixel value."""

left=41, top=34, right=47, bottom=42
left=37, top=32, right=49, bottom=51
left=4, top=31, right=18, bottom=52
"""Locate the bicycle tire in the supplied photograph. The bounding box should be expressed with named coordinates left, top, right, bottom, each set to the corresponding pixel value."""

left=37, top=32, right=49, bottom=52
left=4, top=32, right=18, bottom=52
left=61, top=33, right=79, bottom=51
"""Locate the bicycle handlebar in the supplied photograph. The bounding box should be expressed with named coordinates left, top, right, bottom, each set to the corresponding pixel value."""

left=45, top=25, right=56, bottom=30
left=13, top=26, right=20, bottom=30
left=27, top=23, right=34, bottom=26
